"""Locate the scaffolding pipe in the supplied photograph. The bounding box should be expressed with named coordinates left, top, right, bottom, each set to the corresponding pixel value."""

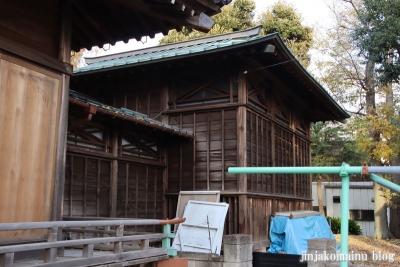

left=370, top=174, right=400, bottom=193
left=227, top=163, right=400, bottom=267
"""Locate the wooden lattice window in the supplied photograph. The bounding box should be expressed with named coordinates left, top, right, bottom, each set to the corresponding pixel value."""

left=121, top=131, right=159, bottom=161
left=67, top=120, right=109, bottom=151
left=247, top=74, right=271, bottom=115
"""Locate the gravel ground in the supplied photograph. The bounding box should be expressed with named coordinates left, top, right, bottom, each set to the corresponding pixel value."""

left=334, top=234, right=400, bottom=266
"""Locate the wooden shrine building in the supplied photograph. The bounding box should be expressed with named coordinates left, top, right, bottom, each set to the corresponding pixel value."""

left=69, top=26, right=350, bottom=250
left=0, top=0, right=231, bottom=245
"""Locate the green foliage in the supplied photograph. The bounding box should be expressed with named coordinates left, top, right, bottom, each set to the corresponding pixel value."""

left=326, top=216, right=362, bottom=235
left=311, top=121, right=368, bottom=180
left=258, top=1, right=313, bottom=67
left=353, top=0, right=400, bottom=84
left=352, top=104, right=400, bottom=164
left=159, top=1, right=313, bottom=68
left=159, top=0, right=255, bottom=45
left=349, top=219, right=363, bottom=235
left=326, top=216, right=341, bottom=234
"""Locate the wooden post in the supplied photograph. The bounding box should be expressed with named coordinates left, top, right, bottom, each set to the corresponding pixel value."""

left=140, top=239, right=149, bottom=250
left=237, top=71, right=248, bottom=235
left=0, top=253, right=14, bottom=267
left=110, top=124, right=119, bottom=217
left=82, top=244, right=94, bottom=258
left=52, top=0, right=72, bottom=257
left=44, top=227, right=58, bottom=263
left=114, top=225, right=124, bottom=254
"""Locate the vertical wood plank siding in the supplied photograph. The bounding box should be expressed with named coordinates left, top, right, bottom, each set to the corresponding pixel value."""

left=0, top=55, right=62, bottom=242
left=168, top=109, right=238, bottom=191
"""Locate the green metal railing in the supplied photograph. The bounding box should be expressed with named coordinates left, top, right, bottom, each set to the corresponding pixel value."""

left=228, top=163, right=400, bottom=267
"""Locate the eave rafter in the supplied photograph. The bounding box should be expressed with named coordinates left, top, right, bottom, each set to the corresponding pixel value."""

left=112, top=0, right=215, bottom=32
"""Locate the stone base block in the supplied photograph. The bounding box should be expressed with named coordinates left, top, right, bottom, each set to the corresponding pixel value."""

left=223, top=261, right=252, bottom=267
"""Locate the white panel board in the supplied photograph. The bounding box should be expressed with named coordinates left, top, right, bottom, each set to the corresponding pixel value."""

left=172, top=200, right=229, bottom=255
left=174, top=191, right=220, bottom=232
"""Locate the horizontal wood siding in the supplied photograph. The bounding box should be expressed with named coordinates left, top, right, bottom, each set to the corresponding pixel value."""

left=167, top=109, right=238, bottom=192
left=0, top=55, right=62, bottom=242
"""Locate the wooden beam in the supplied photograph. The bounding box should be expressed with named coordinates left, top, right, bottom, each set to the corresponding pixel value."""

left=112, top=0, right=214, bottom=32
left=0, top=36, right=72, bottom=75
left=53, top=6, right=71, bottom=255
left=110, top=124, right=119, bottom=217
left=73, top=0, right=117, bottom=44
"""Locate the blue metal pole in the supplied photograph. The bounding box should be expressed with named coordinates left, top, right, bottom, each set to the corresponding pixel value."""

left=339, top=163, right=350, bottom=267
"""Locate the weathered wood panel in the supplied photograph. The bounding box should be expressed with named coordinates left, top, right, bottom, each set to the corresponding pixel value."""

left=116, top=163, right=164, bottom=233
left=64, top=155, right=111, bottom=218
left=167, top=109, right=238, bottom=192
left=73, top=74, right=165, bottom=120
left=0, top=0, right=60, bottom=58
left=246, top=110, right=273, bottom=193
left=295, top=136, right=311, bottom=198
left=274, top=124, right=294, bottom=195
left=0, top=55, right=62, bottom=242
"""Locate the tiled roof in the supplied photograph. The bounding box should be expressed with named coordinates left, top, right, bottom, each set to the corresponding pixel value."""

left=73, top=25, right=350, bottom=121
left=69, top=90, right=194, bottom=138
left=74, top=26, right=264, bottom=74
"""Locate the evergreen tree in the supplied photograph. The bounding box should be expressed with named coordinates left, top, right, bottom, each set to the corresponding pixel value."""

left=159, top=0, right=255, bottom=45
left=353, top=0, right=400, bottom=84
left=258, top=2, right=313, bottom=67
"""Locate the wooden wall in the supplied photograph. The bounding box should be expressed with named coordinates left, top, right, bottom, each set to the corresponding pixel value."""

left=64, top=155, right=111, bottom=218
left=0, top=54, right=62, bottom=242
left=0, top=0, right=61, bottom=58
left=72, top=73, right=166, bottom=120
left=65, top=111, right=167, bottom=232
left=168, top=109, right=238, bottom=192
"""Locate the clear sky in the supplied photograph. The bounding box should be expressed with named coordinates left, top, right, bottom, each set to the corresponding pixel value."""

left=87, top=0, right=333, bottom=57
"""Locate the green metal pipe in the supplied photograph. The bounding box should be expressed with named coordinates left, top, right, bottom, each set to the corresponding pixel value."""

left=339, top=165, right=350, bottom=267
left=369, top=174, right=400, bottom=193
left=228, top=166, right=363, bottom=174
left=227, top=164, right=400, bottom=267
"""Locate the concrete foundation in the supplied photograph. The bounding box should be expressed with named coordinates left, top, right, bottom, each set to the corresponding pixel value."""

left=307, top=238, right=338, bottom=267
left=176, top=234, right=252, bottom=267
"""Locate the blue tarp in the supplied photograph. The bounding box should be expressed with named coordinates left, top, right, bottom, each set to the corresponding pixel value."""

left=268, top=215, right=336, bottom=255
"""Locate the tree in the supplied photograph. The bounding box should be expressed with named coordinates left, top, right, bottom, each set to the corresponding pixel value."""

left=71, top=49, right=86, bottom=69
left=160, top=1, right=314, bottom=68
left=312, top=0, right=400, bottom=239
left=311, top=122, right=368, bottom=169
left=353, top=0, right=400, bottom=84
left=258, top=1, right=313, bottom=67
left=159, top=0, right=255, bottom=45
left=311, top=121, right=368, bottom=217
left=352, top=0, right=400, bottom=238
